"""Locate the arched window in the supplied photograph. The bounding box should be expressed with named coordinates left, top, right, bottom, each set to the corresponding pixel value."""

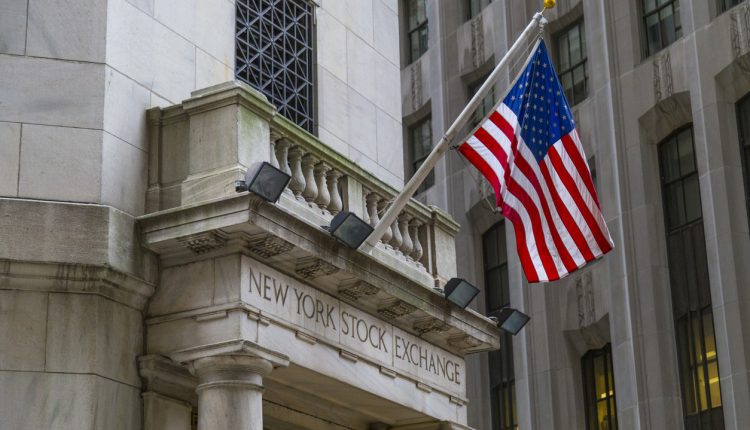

left=658, top=127, right=724, bottom=429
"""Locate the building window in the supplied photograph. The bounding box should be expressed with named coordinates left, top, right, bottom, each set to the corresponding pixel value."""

left=235, top=0, right=316, bottom=133
left=582, top=345, right=617, bottom=430
left=468, top=77, right=496, bottom=128
left=642, top=0, right=682, bottom=57
left=555, top=20, right=588, bottom=106
left=721, top=0, right=744, bottom=13
left=483, top=222, right=517, bottom=430
left=658, top=127, right=724, bottom=429
left=467, top=0, right=492, bottom=20
left=407, top=0, right=428, bottom=63
left=409, top=118, right=434, bottom=193
left=737, top=95, right=750, bottom=227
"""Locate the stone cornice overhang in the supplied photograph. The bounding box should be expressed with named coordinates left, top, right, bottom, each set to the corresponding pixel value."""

left=137, top=192, right=501, bottom=356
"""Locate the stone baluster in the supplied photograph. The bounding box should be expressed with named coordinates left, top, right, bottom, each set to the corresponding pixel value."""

left=398, top=213, right=413, bottom=257
left=288, top=146, right=306, bottom=200
left=366, top=192, right=380, bottom=227
left=377, top=198, right=392, bottom=246
left=409, top=219, right=424, bottom=263
left=389, top=219, right=402, bottom=252
left=327, top=170, right=343, bottom=215
left=275, top=139, right=291, bottom=177
left=301, top=154, right=318, bottom=205
left=269, top=134, right=280, bottom=168
left=314, top=162, right=331, bottom=212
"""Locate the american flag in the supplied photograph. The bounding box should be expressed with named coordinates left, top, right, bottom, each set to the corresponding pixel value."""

left=459, top=41, right=613, bottom=283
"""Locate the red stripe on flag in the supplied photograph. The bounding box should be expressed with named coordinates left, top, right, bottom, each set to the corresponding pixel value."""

left=458, top=143, right=503, bottom=206
left=474, top=127, right=508, bottom=171
left=501, top=205, right=539, bottom=282
left=561, top=134, right=600, bottom=209
left=548, top=146, right=612, bottom=254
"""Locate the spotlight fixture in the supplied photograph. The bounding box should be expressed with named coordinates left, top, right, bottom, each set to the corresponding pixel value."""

left=327, top=211, right=374, bottom=249
left=443, top=278, right=480, bottom=309
left=488, top=307, right=530, bottom=335
left=235, top=161, right=291, bottom=203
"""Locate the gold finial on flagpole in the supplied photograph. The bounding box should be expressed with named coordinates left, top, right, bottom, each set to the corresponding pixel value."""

left=544, top=0, right=556, bottom=9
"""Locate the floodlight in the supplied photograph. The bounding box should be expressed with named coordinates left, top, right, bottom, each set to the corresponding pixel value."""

left=328, top=211, right=374, bottom=249
left=443, top=278, right=480, bottom=309
left=235, top=162, right=291, bottom=203
left=489, top=307, right=530, bottom=335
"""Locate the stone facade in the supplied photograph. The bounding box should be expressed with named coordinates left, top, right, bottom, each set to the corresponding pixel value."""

left=0, top=0, right=496, bottom=429
left=400, top=0, right=750, bottom=429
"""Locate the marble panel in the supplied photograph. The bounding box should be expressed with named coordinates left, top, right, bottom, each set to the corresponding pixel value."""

left=103, top=66, right=152, bottom=150
left=318, top=127, right=349, bottom=156
left=346, top=31, right=378, bottom=104
left=154, top=0, right=234, bottom=66
left=346, top=0, right=373, bottom=45
left=0, top=290, right=47, bottom=371
left=0, top=55, right=104, bottom=129
left=373, top=0, right=399, bottom=66
left=143, top=393, right=192, bottom=430
left=18, top=124, right=102, bottom=203
left=374, top=50, right=402, bottom=119
left=213, top=254, right=242, bottom=306
left=195, top=48, right=233, bottom=90
left=26, top=0, right=106, bottom=62
left=0, top=0, right=27, bottom=55
left=348, top=146, right=379, bottom=178
left=127, top=0, right=154, bottom=15
left=376, top=108, right=404, bottom=179
left=317, top=9, right=348, bottom=83
left=106, top=0, right=195, bottom=103
left=101, top=132, right=148, bottom=216
left=348, top=87, right=377, bottom=161
left=0, top=121, right=20, bottom=196
left=318, top=67, right=350, bottom=144
left=149, top=260, right=215, bottom=316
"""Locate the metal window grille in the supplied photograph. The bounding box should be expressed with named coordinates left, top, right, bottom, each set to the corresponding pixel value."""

left=737, top=95, right=750, bottom=231
left=582, top=345, right=617, bottom=430
left=483, top=223, right=517, bottom=430
left=555, top=20, right=588, bottom=106
left=658, top=127, right=724, bottom=429
left=407, top=0, right=428, bottom=63
left=235, top=0, right=316, bottom=134
left=410, top=117, right=434, bottom=193
left=642, top=0, right=682, bottom=56
left=468, top=76, right=496, bottom=128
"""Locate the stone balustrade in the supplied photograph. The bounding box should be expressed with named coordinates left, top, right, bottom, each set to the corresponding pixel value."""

left=146, top=81, right=459, bottom=287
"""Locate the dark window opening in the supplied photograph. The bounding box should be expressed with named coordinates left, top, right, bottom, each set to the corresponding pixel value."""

left=582, top=344, right=617, bottom=430
left=720, top=0, right=744, bottom=13
left=468, top=76, right=496, bottom=128
left=235, top=0, right=316, bottom=134
left=407, top=0, right=428, bottom=63
left=642, top=0, right=682, bottom=57
left=467, top=0, right=492, bottom=20
left=736, top=95, right=750, bottom=230
left=409, top=117, right=434, bottom=193
left=555, top=19, right=588, bottom=106
left=483, top=222, right=517, bottom=430
left=659, top=127, right=724, bottom=429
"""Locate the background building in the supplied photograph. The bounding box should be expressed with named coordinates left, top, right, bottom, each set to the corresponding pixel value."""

left=398, top=0, right=750, bottom=429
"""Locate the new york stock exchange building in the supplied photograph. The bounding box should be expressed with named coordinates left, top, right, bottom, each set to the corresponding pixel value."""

left=0, top=0, right=500, bottom=429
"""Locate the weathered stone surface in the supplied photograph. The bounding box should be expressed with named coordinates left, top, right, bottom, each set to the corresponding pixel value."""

left=101, top=131, right=148, bottom=216
left=0, top=0, right=27, bottom=55
left=0, top=122, right=20, bottom=196
left=103, top=66, right=152, bottom=151
left=26, top=0, right=107, bottom=62
left=0, top=290, right=47, bottom=371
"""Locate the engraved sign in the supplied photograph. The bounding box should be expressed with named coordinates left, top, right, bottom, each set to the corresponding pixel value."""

left=241, top=257, right=464, bottom=394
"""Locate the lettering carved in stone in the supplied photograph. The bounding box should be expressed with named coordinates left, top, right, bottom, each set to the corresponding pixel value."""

left=295, top=257, right=339, bottom=279
left=247, top=234, right=294, bottom=258
left=378, top=300, right=418, bottom=320
left=178, top=231, right=227, bottom=254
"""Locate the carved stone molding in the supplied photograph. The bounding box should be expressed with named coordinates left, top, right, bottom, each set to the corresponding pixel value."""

left=246, top=233, right=294, bottom=258
left=448, top=335, right=483, bottom=350
left=576, top=270, right=595, bottom=328
left=410, top=59, right=423, bottom=110
left=413, top=317, right=451, bottom=335
left=338, top=279, right=379, bottom=302
left=731, top=3, right=750, bottom=58
left=470, top=14, right=485, bottom=69
left=295, top=257, right=339, bottom=279
left=653, top=50, right=673, bottom=103
left=178, top=231, right=227, bottom=254
left=377, top=300, right=418, bottom=320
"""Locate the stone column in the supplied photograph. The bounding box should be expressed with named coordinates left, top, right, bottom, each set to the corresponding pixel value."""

left=193, top=355, right=273, bottom=430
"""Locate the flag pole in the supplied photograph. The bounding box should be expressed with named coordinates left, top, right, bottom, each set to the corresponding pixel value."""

left=361, top=10, right=548, bottom=252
